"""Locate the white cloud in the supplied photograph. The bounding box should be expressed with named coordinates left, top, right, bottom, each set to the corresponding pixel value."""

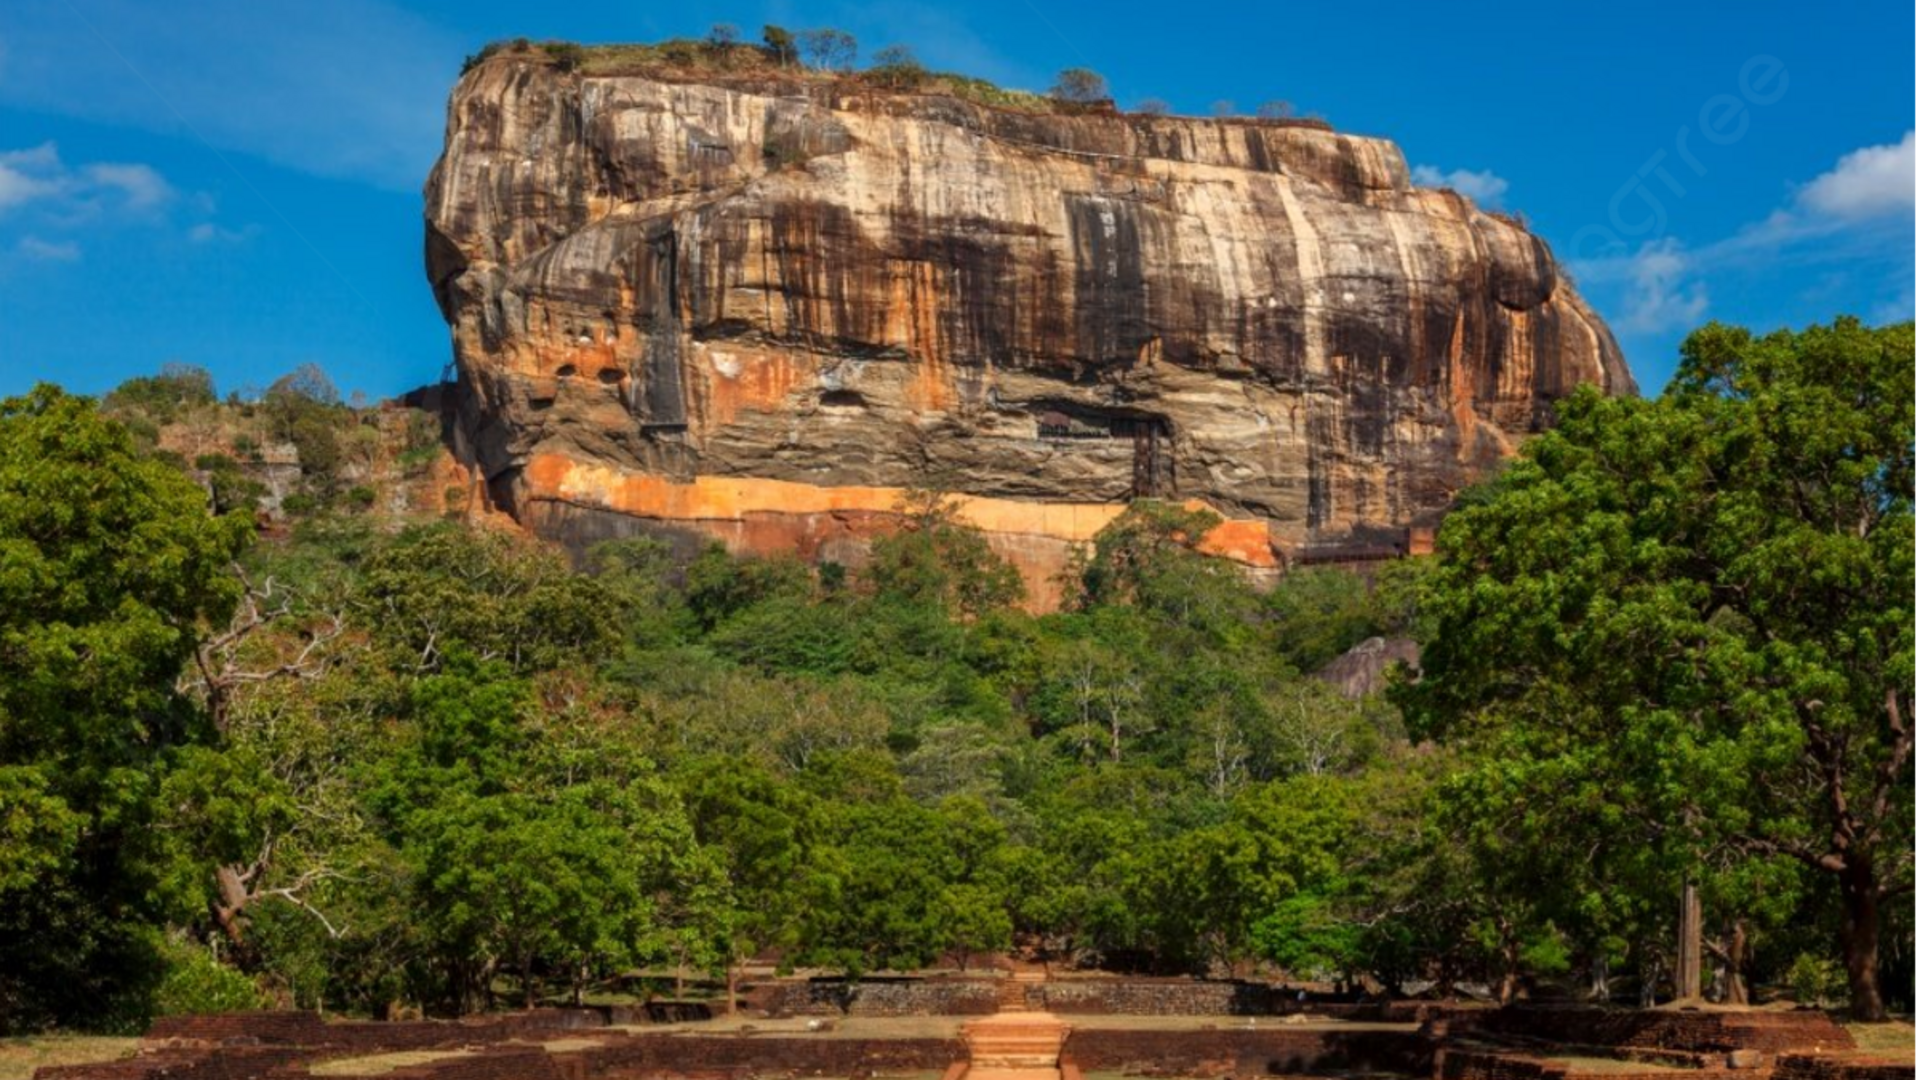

left=1613, top=239, right=1709, bottom=334
left=1412, top=165, right=1510, bottom=207
left=0, top=0, right=463, bottom=191
left=16, top=236, right=80, bottom=261
left=1576, top=133, right=1915, bottom=344
left=0, top=142, right=174, bottom=216
left=83, top=163, right=173, bottom=209
left=189, top=221, right=257, bottom=244
left=1797, top=131, right=1914, bottom=220
left=0, top=143, right=63, bottom=209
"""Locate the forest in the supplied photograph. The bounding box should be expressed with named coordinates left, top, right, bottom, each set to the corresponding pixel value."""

left=0, top=317, right=1909, bottom=1032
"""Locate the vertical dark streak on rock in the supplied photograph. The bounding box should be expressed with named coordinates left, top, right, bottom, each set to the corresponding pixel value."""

left=1067, top=195, right=1150, bottom=366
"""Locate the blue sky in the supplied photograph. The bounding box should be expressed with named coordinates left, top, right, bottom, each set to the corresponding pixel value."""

left=0, top=0, right=1911, bottom=401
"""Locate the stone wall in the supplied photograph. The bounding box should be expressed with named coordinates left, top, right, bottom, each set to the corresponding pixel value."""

left=759, top=978, right=1000, bottom=1017
left=1037, top=978, right=1443, bottom=1020
left=1464, top=1007, right=1855, bottom=1054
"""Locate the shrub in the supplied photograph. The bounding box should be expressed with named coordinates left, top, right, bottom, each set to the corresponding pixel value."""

left=542, top=40, right=587, bottom=73
left=867, top=44, right=926, bottom=90
left=460, top=39, right=511, bottom=75
left=281, top=493, right=317, bottom=515
left=706, top=23, right=740, bottom=51
left=1256, top=99, right=1295, bottom=119
left=1049, top=67, right=1108, bottom=104
left=208, top=470, right=267, bottom=516
left=154, top=939, right=267, bottom=1016
left=1786, top=953, right=1847, bottom=1006
left=1134, top=97, right=1171, bottom=116
left=104, top=362, right=217, bottom=425
left=289, top=417, right=341, bottom=490
left=659, top=39, right=700, bottom=65
left=347, top=485, right=378, bottom=509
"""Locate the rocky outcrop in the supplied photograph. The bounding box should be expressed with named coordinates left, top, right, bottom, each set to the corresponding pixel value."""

left=424, top=52, right=1633, bottom=603
left=1316, top=637, right=1422, bottom=699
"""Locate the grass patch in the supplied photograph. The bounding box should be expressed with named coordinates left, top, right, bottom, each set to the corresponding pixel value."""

left=1845, top=1021, right=1914, bottom=1060
left=0, top=1036, right=138, bottom=1080
left=1548, top=1057, right=1686, bottom=1074
left=308, top=1050, right=475, bottom=1077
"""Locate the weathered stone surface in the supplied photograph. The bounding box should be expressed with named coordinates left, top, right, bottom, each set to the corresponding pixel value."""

left=1316, top=636, right=1423, bottom=699
left=425, top=56, right=1633, bottom=598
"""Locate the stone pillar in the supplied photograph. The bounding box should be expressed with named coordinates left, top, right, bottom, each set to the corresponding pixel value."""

left=1676, top=881, right=1702, bottom=1000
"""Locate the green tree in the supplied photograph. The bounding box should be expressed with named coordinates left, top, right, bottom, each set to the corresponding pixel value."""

left=1400, top=318, right=1914, bottom=1019
left=1049, top=68, right=1109, bottom=104
left=0, top=386, right=252, bottom=1030
left=867, top=490, right=1024, bottom=618
left=761, top=25, right=798, bottom=67
left=676, top=756, right=815, bottom=1010
left=359, top=523, right=624, bottom=674
left=797, top=28, right=857, bottom=72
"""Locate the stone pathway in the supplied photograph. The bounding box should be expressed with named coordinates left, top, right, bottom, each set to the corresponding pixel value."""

left=962, top=973, right=1066, bottom=1080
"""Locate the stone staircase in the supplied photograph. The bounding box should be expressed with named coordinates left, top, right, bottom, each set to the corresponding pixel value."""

left=962, top=973, right=1065, bottom=1080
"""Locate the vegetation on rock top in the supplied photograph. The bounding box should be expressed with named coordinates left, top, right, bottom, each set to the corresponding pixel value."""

left=460, top=30, right=1332, bottom=126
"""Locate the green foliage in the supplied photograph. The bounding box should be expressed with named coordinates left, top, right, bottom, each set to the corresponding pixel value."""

left=866, top=491, right=1023, bottom=618
left=1786, top=952, right=1847, bottom=1006
left=103, top=362, right=217, bottom=426
left=1401, top=317, right=1914, bottom=1018
left=1263, top=568, right=1385, bottom=672
left=359, top=523, right=624, bottom=674
left=1050, top=67, right=1110, bottom=104
left=866, top=44, right=926, bottom=90
left=797, top=28, right=857, bottom=72
left=13, top=317, right=1904, bottom=1024
left=0, top=386, right=252, bottom=1031
left=761, top=25, right=797, bottom=66
left=541, top=41, right=587, bottom=73
left=153, top=939, right=267, bottom=1015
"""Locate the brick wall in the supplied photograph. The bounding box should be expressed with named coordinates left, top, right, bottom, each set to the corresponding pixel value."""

left=1059, top=1026, right=1426, bottom=1075
left=1466, top=1007, right=1854, bottom=1054
left=40, top=1047, right=305, bottom=1080
left=577, top=1034, right=966, bottom=1077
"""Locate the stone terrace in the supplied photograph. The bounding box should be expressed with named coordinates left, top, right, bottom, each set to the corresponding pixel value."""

left=29, top=991, right=1910, bottom=1080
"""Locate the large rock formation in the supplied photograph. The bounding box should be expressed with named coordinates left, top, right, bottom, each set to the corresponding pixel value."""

left=425, top=50, right=1632, bottom=604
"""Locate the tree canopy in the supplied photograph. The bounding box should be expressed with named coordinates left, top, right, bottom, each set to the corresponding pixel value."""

left=3, top=325, right=1911, bottom=1029
left=1400, top=317, right=1914, bottom=1018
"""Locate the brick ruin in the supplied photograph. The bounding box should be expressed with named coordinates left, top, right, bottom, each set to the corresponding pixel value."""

left=33, top=989, right=1906, bottom=1080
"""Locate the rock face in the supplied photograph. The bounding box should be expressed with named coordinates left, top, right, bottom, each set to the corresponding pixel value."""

left=424, top=54, right=1633, bottom=604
